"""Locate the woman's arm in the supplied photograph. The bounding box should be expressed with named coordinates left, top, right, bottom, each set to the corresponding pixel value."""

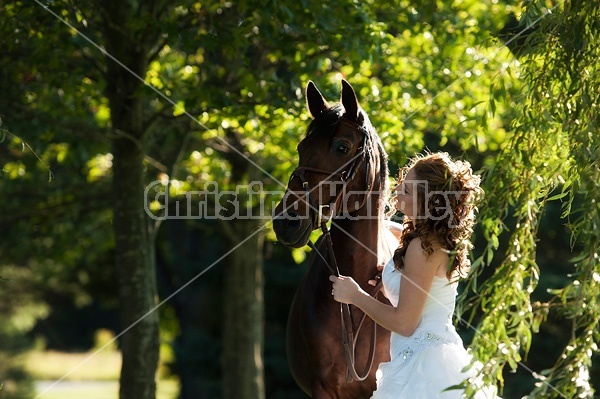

left=330, top=238, right=446, bottom=336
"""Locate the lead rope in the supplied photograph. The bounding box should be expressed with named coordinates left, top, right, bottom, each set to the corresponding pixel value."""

left=317, top=220, right=381, bottom=383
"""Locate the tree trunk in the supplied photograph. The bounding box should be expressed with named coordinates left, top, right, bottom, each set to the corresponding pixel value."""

left=100, top=3, right=159, bottom=398
left=111, top=137, right=159, bottom=399
left=221, top=218, right=265, bottom=399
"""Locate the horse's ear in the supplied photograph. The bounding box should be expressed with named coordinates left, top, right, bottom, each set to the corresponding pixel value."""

left=340, top=79, right=363, bottom=123
left=306, top=81, right=330, bottom=118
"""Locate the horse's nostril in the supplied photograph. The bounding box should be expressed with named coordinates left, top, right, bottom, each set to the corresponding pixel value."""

left=288, top=209, right=299, bottom=219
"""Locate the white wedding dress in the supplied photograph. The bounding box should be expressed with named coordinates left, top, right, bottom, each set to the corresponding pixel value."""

left=371, top=258, right=499, bottom=399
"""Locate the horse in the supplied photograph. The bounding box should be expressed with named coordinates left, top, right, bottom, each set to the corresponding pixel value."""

left=272, top=79, right=394, bottom=398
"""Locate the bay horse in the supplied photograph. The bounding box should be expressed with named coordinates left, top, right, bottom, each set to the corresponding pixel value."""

left=273, top=80, right=394, bottom=398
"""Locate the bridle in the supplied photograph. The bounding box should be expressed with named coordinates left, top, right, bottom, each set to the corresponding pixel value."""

left=289, top=118, right=373, bottom=228
left=288, top=116, right=383, bottom=382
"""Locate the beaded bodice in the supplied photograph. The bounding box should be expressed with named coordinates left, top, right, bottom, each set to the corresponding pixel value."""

left=381, top=258, right=462, bottom=361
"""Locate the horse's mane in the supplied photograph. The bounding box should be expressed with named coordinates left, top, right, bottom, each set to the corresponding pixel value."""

left=369, top=119, right=393, bottom=266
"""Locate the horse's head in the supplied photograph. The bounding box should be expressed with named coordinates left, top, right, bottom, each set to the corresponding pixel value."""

left=273, top=79, right=386, bottom=248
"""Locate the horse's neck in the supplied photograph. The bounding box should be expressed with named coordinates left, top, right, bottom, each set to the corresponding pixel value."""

left=330, top=199, right=382, bottom=280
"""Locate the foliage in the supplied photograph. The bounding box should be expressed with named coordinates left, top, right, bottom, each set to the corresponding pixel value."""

left=145, top=0, right=518, bottom=264
left=460, top=1, right=600, bottom=398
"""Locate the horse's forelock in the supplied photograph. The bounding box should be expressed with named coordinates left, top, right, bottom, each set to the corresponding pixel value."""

left=305, top=104, right=344, bottom=137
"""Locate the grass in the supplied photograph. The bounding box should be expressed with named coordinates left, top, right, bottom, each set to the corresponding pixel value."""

left=35, top=380, right=179, bottom=399
left=26, top=350, right=179, bottom=399
left=27, top=350, right=121, bottom=380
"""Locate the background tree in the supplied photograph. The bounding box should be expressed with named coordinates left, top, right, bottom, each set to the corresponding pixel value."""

left=0, top=2, right=116, bottom=395
left=96, top=3, right=170, bottom=398
left=1, top=2, right=162, bottom=398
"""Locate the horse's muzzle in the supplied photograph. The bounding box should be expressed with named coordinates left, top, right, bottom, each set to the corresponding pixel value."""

left=272, top=207, right=314, bottom=248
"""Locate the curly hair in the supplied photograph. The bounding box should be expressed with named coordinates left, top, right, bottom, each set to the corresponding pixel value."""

left=391, top=152, right=483, bottom=280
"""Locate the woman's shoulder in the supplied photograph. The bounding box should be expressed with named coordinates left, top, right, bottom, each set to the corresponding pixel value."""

left=405, top=237, right=450, bottom=276
left=405, top=236, right=447, bottom=255
left=404, top=237, right=442, bottom=263
left=403, top=237, right=423, bottom=258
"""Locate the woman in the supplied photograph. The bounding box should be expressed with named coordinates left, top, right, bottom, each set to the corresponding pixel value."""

left=330, top=152, right=496, bottom=398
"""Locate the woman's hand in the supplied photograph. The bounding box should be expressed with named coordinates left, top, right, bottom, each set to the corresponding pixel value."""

left=368, top=264, right=384, bottom=287
left=329, top=275, right=366, bottom=305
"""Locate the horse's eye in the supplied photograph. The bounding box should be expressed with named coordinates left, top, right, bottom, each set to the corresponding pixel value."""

left=335, top=144, right=350, bottom=155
